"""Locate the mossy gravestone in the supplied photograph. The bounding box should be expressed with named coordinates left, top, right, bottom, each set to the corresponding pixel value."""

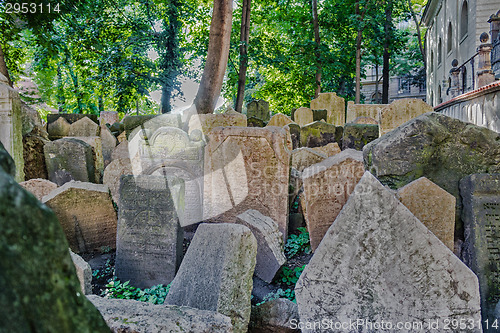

left=0, top=144, right=108, bottom=332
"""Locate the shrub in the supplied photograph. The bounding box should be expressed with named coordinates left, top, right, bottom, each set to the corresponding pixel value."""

left=284, top=227, right=311, bottom=258
left=103, top=278, right=170, bottom=305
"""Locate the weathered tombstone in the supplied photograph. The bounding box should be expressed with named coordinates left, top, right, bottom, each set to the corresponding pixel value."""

left=378, top=98, right=433, bottom=136
left=285, top=123, right=301, bottom=150
left=249, top=298, right=300, bottom=333
left=0, top=143, right=109, bottom=332
left=295, top=172, right=482, bottom=333
left=310, top=92, right=345, bottom=126
left=100, top=125, right=117, bottom=168
left=19, top=178, right=57, bottom=201
left=68, top=116, right=100, bottom=137
left=115, top=175, right=183, bottom=289
left=204, top=126, right=290, bottom=240
left=188, top=112, right=247, bottom=136
left=48, top=116, right=71, bottom=140
left=342, top=123, right=379, bottom=150
left=88, top=296, right=234, bottom=332
left=247, top=99, right=270, bottom=121
left=123, top=114, right=157, bottom=139
left=165, top=223, right=257, bottom=333
left=301, top=149, right=364, bottom=250
left=102, top=158, right=132, bottom=205
left=44, top=138, right=96, bottom=185
left=397, top=177, right=456, bottom=252
left=461, top=173, right=500, bottom=332
left=293, top=107, right=313, bottom=127
left=128, top=113, right=182, bottom=140
left=70, top=136, right=104, bottom=183
left=346, top=101, right=384, bottom=123
left=42, top=181, right=117, bottom=253
left=290, top=147, right=327, bottom=172
left=69, top=250, right=92, bottom=295
left=47, top=113, right=98, bottom=126
left=99, top=111, right=119, bottom=126
left=0, top=74, right=24, bottom=181
left=20, top=101, right=43, bottom=136
left=247, top=116, right=266, bottom=127
left=364, top=112, right=500, bottom=243
left=310, top=142, right=341, bottom=157
left=311, top=109, right=327, bottom=122
left=236, top=210, right=286, bottom=283
left=353, top=115, right=378, bottom=124
left=111, top=140, right=129, bottom=161
left=300, top=121, right=343, bottom=148
left=266, top=113, right=294, bottom=127
left=23, top=133, right=49, bottom=180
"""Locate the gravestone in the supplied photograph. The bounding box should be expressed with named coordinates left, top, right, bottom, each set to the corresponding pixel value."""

left=47, top=113, right=98, bottom=126
left=111, top=140, right=129, bottom=161
left=44, top=138, right=96, bottom=185
left=68, top=116, right=100, bottom=137
left=342, top=123, right=379, bottom=151
left=19, top=178, right=57, bottom=201
left=300, top=121, right=343, bottom=149
left=236, top=210, right=286, bottom=283
left=0, top=141, right=109, bottom=332
left=127, top=113, right=182, bottom=140
left=266, top=113, right=294, bottom=127
left=397, top=177, right=455, bottom=252
left=247, top=99, right=270, bottom=121
left=42, top=181, right=117, bottom=254
left=100, top=125, right=117, bottom=168
left=310, top=142, right=340, bottom=157
left=188, top=112, right=247, bottom=136
left=0, top=75, right=24, bottom=181
left=102, top=158, right=133, bottom=205
left=247, top=116, right=266, bottom=127
left=249, top=298, right=300, bottom=333
left=123, top=115, right=156, bottom=139
left=290, top=147, right=327, bottom=172
left=285, top=123, right=301, bottom=150
left=69, top=250, right=92, bottom=295
left=20, top=101, right=43, bottom=136
left=346, top=101, right=384, bottom=123
left=461, top=173, right=500, bottom=332
left=23, top=133, right=49, bottom=180
left=48, top=116, right=71, bottom=140
left=165, top=223, right=257, bottom=333
left=353, top=116, right=378, bottom=124
left=310, top=92, right=345, bottom=126
left=311, top=109, right=327, bottom=122
left=204, top=126, right=290, bottom=240
left=99, top=111, right=119, bottom=126
left=70, top=136, right=104, bottom=182
left=115, top=175, right=183, bottom=289
left=296, top=172, right=482, bottom=333
left=378, top=98, right=433, bottom=136
left=293, top=107, right=313, bottom=127
left=301, top=149, right=364, bottom=250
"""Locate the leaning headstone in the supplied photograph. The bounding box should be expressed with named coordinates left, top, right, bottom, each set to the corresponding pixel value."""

left=397, top=177, right=456, bottom=252
left=70, top=136, right=104, bottom=182
left=0, top=143, right=109, bottom=332
left=44, top=138, right=96, bottom=185
left=266, top=113, right=294, bottom=127
left=310, top=142, right=340, bottom=157
left=100, top=125, right=117, bottom=168
left=285, top=123, right=301, bottom=150
left=378, top=98, right=433, bottom=136
left=102, top=158, right=132, bottom=205
left=115, top=175, right=183, bottom=289
left=48, top=116, right=71, bottom=140
left=300, top=121, right=343, bottom=149
left=342, top=123, right=379, bottom=150
left=364, top=112, right=500, bottom=241
left=69, top=250, right=92, bottom=295
left=247, top=99, right=270, bottom=121
left=68, top=116, right=100, bottom=137
left=295, top=172, right=482, bottom=333
left=310, top=92, right=345, bottom=126
left=19, top=178, right=57, bottom=201
left=165, top=223, right=257, bottom=333
left=301, top=149, right=364, bottom=251
left=204, top=126, right=290, bottom=240
left=293, top=107, right=313, bottom=127
left=23, top=133, right=49, bottom=180
left=99, top=111, right=119, bottom=126
left=461, top=173, right=500, bottom=332
left=346, top=101, right=384, bottom=123
left=111, top=140, right=129, bottom=161
left=290, top=147, right=327, bottom=172
left=236, top=210, right=286, bottom=283
left=42, top=181, right=117, bottom=254
left=249, top=298, right=300, bottom=333
left=20, top=101, right=43, bottom=136
left=247, top=116, right=266, bottom=127
left=0, top=75, right=24, bottom=181
left=188, top=112, right=247, bottom=136
left=88, top=296, right=234, bottom=333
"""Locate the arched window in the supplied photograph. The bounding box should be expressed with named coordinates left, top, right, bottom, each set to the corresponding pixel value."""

left=447, top=22, right=453, bottom=53
left=461, top=1, right=468, bottom=38
left=438, top=38, right=442, bottom=65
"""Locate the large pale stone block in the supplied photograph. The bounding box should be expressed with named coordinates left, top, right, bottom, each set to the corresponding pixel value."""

left=310, top=92, right=345, bottom=126
left=115, top=175, right=183, bottom=289
left=165, top=223, right=257, bottom=333
left=266, top=113, right=294, bottom=127
left=19, top=178, right=57, bottom=201
left=68, top=116, right=100, bottom=137
left=378, top=98, right=433, bottom=136
left=309, top=142, right=340, bottom=157
left=397, top=177, right=455, bottom=251
left=188, top=112, right=247, bottom=136
left=293, top=107, right=314, bottom=127
left=203, top=126, right=290, bottom=240
left=346, top=101, right=384, bottom=123
left=301, top=149, right=364, bottom=250
left=42, top=181, right=117, bottom=253
left=295, top=172, right=482, bottom=333
left=290, top=147, right=327, bottom=172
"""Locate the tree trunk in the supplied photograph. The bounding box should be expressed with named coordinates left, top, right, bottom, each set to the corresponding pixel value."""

left=194, top=0, right=233, bottom=114
left=0, top=44, right=13, bottom=87
left=354, top=0, right=370, bottom=104
left=407, top=0, right=426, bottom=71
left=235, top=0, right=252, bottom=113
left=382, top=0, right=393, bottom=104
left=312, top=0, right=321, bottom=97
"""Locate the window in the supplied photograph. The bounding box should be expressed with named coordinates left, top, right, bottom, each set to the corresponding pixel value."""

left=461, top=1, right=468, bottom=39
left=447, top=22, right=453, bottom=53
left=398, top=77, right=411, bottom=94
left=438, top=38, right=442, bottom=65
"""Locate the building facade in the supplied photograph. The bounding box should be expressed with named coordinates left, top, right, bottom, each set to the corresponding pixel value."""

left=422, top=0, right=500, bottom=106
